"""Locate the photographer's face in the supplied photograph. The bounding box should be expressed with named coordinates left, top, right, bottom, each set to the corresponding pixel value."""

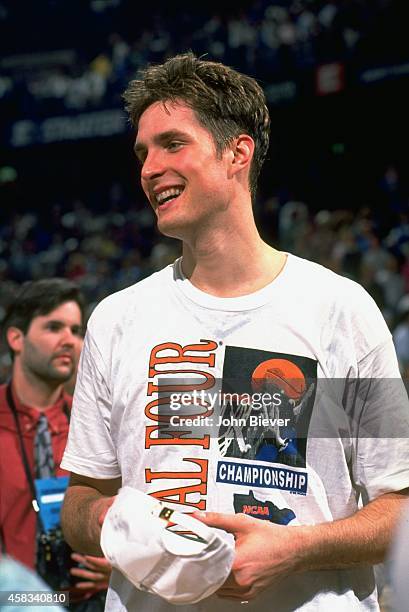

left=19, top=301, right=83, bottom=384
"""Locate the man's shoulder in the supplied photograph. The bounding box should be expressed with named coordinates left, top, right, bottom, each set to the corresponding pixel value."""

left=89, top=263, right=174, bottom=326
left=286, top=253, right=368, bottom=303
left=287, top=254, right=390, bottom=354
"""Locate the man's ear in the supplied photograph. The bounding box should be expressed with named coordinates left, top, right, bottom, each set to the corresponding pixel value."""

left=6, top=327, right=24, bottom=355
left=228, top=134, right=254, bottom=178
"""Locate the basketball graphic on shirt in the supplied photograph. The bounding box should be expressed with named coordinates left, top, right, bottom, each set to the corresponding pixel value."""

left=218, top=347, right=317, bottom=468
left=251, top=358, right=306, bottom=400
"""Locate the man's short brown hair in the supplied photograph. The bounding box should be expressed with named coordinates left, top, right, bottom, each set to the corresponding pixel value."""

left=123, top=52, right=270, bottom=201
left=2, top=278, right=85, bottom=358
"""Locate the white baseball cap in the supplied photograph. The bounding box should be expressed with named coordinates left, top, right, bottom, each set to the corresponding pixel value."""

left=100, top=486, right=234, bottom=604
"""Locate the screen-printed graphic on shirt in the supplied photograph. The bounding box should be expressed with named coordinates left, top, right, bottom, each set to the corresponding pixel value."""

left=233, top=490, right=296, bottom=525
left=218, top=346, right=317, bottom=468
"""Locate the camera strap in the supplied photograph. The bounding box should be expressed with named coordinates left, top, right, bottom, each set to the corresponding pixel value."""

left=5, top=384, right=70, bottom=517
left=6, top=384, right=40, bottom=514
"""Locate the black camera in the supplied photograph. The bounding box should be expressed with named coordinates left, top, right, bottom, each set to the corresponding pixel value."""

left=37, top=526, right=74, bottom=590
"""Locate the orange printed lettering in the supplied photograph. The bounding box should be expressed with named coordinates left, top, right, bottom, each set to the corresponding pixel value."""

left=145, top=425, right=210, bottom=449
left=149, top=340, right=217, bottom=378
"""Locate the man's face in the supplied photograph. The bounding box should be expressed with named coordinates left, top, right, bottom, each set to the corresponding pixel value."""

left=135, top=101, right=233, bottom=238
left=19, top=301, right=83, bottom=385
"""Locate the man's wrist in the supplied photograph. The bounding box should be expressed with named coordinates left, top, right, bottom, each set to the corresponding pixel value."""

left=288, top=525, right=318, bottom=572
left=291, top=518, right=379, bottom=572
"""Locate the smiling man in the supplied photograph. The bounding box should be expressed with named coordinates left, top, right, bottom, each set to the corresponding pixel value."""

left=61, top=53, right=409, bottom=611
left=0, top=279, right=110, bottom=609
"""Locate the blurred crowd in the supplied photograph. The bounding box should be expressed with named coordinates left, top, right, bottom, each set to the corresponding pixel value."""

left=1, top=0, right=408, bottom=378
left=1, top=162, right=408, bottom=383
left=0, top=4, right=407, bottom=610
left=0, top=0, right=403, bottom=121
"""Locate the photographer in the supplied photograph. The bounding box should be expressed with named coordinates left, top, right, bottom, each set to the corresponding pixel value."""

left=0, top=279, right=110, bottom=610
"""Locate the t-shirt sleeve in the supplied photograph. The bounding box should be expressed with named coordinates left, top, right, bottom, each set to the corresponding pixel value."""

left=351, top=337, right=409, bottom=501
left=61, top=327, right=121, bottom=478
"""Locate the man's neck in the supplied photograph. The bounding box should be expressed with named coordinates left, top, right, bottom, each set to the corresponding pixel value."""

left=11, top=364, right=63, bottom=411
left=181, top=213, right=286, bottom=298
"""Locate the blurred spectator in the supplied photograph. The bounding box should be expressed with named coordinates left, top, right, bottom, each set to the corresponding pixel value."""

left=0, top=0, right=402, bottom=118
left=375, top=254, right=405, bottom=323
left=393, top=295, right=409, bottom=378
left=0, top=279, right=110, bottom=609
left=0, top=554, right=64, bottom=611
left=0, top=0, right=407, bottom=365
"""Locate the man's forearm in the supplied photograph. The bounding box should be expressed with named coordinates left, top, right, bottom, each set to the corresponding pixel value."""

left=61, top=486, right=113, bottom=556
left=298, top=489, right=408, bottom=570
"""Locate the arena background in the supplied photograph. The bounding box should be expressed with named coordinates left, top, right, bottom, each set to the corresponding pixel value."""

left=1, top=0, right=409, bottom=384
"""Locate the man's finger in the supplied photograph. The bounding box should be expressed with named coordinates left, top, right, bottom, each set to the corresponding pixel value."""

left=71, top=552, right=86, bottom=565
left=98, top=496, right=116, bottom=526
left=193, top=511, right=253, bottom=534
left=70, top=567, right=106, bottom=581
left=82, top=555, right=111, bottom=572
left=73, top=581, right=106, bottom=591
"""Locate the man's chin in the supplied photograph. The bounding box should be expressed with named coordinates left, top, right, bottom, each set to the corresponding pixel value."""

left=156, top=215, right=190, bottom=240
left=48, top=366, right=74, bottom=384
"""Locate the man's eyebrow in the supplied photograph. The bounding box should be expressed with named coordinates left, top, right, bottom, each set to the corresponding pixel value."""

left=134, top=130, right=190, bottom=155
left=43, top=319, right=81, bottom=327
left=134, top=141, right=146, bottom=156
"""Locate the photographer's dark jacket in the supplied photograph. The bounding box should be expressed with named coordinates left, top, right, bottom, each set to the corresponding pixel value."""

left=0, top=383, right=71, bottom=568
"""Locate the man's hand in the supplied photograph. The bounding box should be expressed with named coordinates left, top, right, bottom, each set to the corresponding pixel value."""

left=195, top=512, right=304, bottom=601
left=196, top=490, right=409, bottom=601
left=98, top=497, right=115, bottom=526
left=70, top=553, right=111, bottom=591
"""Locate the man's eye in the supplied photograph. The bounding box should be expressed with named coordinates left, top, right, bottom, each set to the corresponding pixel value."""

left=47, top=323, right=62, bottom=332
left=167, top=142, right=182, bottom=151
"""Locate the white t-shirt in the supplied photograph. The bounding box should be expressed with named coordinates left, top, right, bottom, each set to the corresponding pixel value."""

left=62, top=254, right=409, bottom=612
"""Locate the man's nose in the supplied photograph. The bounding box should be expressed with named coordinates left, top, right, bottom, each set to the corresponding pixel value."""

left=141, top=150, right=165, bottom=182
left=60, top=327, right=76, bottom=346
